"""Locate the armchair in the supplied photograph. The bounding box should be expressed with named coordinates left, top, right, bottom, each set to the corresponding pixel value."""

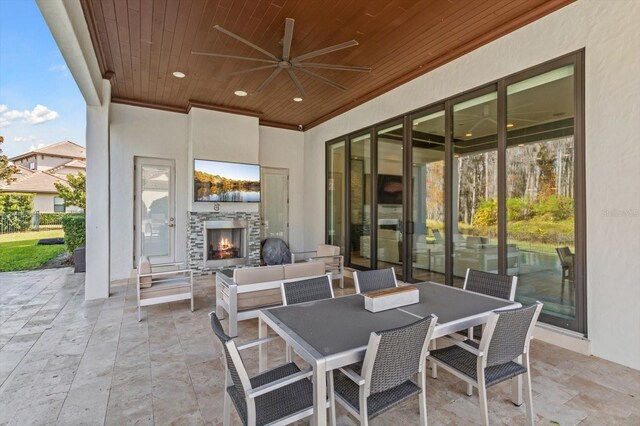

left=136, top=256, right=193, bottom=322
left=291, top=244, right=344, bottom=288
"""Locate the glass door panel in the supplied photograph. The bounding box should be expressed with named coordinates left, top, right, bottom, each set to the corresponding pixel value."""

left=411, top=110, right=445, bottom=283
left=261, top=167, right=289, bottom=243
left=350, top=134, right=372, bottom=268
left=327, top=141, right=345, bottom=253
left=376, top=123, right=404, bottom=278
left=136, top=158, right=175, bottom=264
left=452, top=91, right=498, bottom=287
left=506, top=64, right=577, bottom=327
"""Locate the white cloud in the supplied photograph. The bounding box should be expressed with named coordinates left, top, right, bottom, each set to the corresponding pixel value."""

left=0, top=104, right=59, bottom=127
left=24, top=105, right=59, bottom=124
left=29, top=143, right=47, bottom=151
left=14, top=136, right=38, bottom=142
left=0, top=104, right=7, bottom=113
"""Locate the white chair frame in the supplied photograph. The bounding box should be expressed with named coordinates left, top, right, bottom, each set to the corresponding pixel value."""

left=330, top=315, right=437, bottom=426
left=136, top=261, right=193, bottom=322
left=428, top=303, right=543, bottom=426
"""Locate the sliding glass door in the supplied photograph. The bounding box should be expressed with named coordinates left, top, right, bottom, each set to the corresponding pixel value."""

left=349, top=133, right=372, bottom=268
left=376, top=123, right=404, bottom=278
left=410, top=109, right=445, bottom=283
left=505, top=63, right=581, bottom=330
left=326, top=140, right=346, bottom=254
left=326, top=52, right=585, bottom=334
left=451, top=90, right=499, bottom=286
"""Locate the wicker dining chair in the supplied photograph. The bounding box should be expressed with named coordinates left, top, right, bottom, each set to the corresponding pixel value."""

left=209, top=312, right=332, bottom=426
left=463, top=268, right=518, bottom=339
left=281, top=274, right=335, bottom=361
left=353, top=267, right=398, bottom=294
left=281, top=273, right=334, bottom=306
left=428, top=303, right=543, bottom=426
left=330, top=315, right=438, bottom=426
left=432, top=269, right=519, bottom=388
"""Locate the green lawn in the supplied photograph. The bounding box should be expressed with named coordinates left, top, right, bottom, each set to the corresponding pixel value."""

left=0, top=230, right=67, bottom=272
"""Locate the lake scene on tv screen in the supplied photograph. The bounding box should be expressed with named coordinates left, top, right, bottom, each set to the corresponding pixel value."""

left=194, top=160, right=260, bottom=202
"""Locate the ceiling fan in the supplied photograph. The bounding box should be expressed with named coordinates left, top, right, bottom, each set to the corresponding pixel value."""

left=191, top=18, right=371, bottom=98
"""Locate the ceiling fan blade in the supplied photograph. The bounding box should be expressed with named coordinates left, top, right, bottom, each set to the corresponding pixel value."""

left=226, top=64, right=278, bottom=77
left=292, top=40, right=358, bottom=63
left=296, top=68, right=347, bottom=91
left=191, top=51, right=278, bottom=64
left=286, top=69, right=306, bottom=97
left=282, top=18, right=294, bottom=61
left=257, top=68, right=283, bottom=92
left=295, top=62, right=371, bottom=72
left=213, top=25, right=279, bottom=61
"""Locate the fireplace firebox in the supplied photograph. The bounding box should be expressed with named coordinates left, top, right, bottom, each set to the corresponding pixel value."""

left=204, top=220, right=248, bottom=267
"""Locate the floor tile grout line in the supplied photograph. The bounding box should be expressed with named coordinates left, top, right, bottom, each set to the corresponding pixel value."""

left=0, top=271, right=85, bottom=391
left=54, top=277, right=108, bottom=424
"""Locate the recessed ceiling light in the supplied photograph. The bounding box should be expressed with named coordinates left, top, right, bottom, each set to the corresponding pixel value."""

left=465, top=133, right=473, bottom=137
left=234, top=90, right=248, bottom=97
left=506, top=123, right=514, bottom=128
left=172, top=71, right=186, bottom=78
left=293, top=97, right=303, bottom=102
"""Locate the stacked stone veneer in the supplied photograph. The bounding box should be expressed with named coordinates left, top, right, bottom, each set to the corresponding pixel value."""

left=187, top=211, right=261, bottom=274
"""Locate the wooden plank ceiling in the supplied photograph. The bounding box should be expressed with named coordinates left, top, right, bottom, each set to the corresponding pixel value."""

left=81, top=0, right=573, bottom=130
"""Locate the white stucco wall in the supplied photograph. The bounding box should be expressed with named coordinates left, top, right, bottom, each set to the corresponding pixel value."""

left=303, top=0, right=640, bottom=369
left=109, top=103, right=189, bottom=281
left=258, top=126, right=305, bottom=251
left=188, top=108, right=260, bottom=215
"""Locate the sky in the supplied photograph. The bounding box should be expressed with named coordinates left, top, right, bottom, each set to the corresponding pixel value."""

left=0, top=0, right=86, bottom=159
left=195, top=160, right=260, bottom=182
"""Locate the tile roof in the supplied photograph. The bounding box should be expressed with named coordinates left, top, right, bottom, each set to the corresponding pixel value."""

left=10, top=141, right=86, bottom=161
left=0, top=170, right=68, bottom=194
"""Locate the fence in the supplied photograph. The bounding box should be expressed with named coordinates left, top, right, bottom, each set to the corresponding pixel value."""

left=0, top=211, right=66, bottom=234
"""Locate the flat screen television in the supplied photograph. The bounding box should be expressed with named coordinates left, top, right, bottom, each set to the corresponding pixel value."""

left=194, top=159, right=261, bottom=202
left=377, top=174, right=403, bottom=205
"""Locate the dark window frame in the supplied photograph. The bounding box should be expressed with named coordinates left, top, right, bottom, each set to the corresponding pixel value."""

left=325, top=50, right=586, bottom=334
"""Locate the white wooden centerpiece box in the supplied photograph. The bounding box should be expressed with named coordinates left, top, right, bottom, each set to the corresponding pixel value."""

left=364, top=285, right=419, bottom=312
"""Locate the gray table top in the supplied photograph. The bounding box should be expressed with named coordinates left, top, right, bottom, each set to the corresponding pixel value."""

left=264, top=281, right=515, bottom=358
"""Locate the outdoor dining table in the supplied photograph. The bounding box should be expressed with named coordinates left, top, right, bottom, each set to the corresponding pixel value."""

left=258, top=281, right=522, bottom=426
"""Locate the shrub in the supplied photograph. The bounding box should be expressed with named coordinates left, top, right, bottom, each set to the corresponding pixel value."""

left=0, top=193, right=34, bottom=232
left=62, top=214, right=86, bottom=253
left=534, top=195, right=574, bottom=221
left=39, top=212, right=66, bottom=225
left=473, top=198, right=498, bottom=227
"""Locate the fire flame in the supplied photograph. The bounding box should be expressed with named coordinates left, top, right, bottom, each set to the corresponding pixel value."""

left=218, top=237, right=232, bottom=251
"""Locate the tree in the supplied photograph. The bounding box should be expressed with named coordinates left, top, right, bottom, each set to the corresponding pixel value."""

left=0, top=136, right=19, bottom=185
left=54, top=172, right=86, bottom=210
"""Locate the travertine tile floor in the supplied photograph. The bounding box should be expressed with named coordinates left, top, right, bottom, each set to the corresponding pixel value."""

left=1, top=267, right=639, bottom=425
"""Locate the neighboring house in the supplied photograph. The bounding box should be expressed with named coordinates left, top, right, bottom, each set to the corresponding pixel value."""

left=0, top=141, right=86, bottom=213
left=10, top=140, right=86, bottom=173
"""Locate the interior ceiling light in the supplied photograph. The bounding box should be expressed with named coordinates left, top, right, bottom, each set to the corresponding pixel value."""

left=465, top=133, right=473, bottom=137
left=293, top=97, right=303, bottom=102
left=506, top=123, right=514, bottom=128
left=191, top=18, right=371, bottom=97
left=172, top=71, right=186, bottom=78
left=234, top=90, right=248, bottom=97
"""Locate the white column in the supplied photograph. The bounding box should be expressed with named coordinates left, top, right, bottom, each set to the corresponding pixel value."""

left=85, top=79, right=111, bottom=299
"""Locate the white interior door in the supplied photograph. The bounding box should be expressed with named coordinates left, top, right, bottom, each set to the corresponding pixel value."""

left=135, top=157, right=176, bottom=265
left=260, top=167, right=289, bottom=244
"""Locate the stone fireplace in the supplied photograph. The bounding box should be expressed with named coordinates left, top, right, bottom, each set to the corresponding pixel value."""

left=188, top=211, right=261, bottom=274
left=204, top=220, right=248, bottom=267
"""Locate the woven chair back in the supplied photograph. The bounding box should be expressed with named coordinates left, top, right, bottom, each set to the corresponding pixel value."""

left=368, top=315, right=435, bottom=394
left=485, top=304, right=538, bottom=367
left=465, top=269, right=514, bottom=301
left=356, top=268, right=396, bottom=293
left=282, top=275, right=333, bottom=305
